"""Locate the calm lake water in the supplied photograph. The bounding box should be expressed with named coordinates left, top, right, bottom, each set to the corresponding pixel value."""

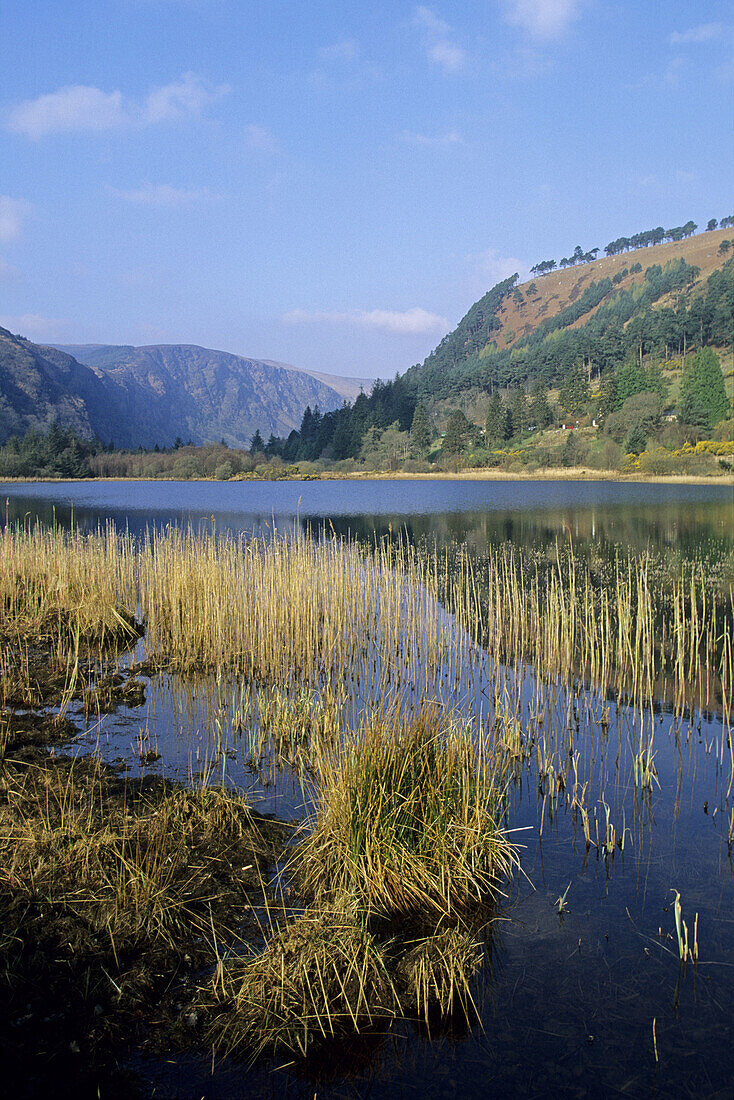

left=3, top=478, right=734, bottom=1099
left=3, top=476, right=733, bottom=554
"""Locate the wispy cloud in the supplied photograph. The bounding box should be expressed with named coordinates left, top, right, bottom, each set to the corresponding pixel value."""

left=466, top=248, right=529, bottom=295
left=670, top=23, right=725, bottom=45
left=282, top=306, right=448, bottom=336
left=399, top=129, right=463, bottom=148
left=243, top=124, right=280, bottom=154
left=0, top=195, right=32, bottom=241
left=7, top=73, right=227, bottom=138
left=413, top=6, right=467, bottom=73
left=502, top=0, right=584, bottom=39
left=110, top=183, right=216, bottom=207
left=319, top=39, right=359, bottom=61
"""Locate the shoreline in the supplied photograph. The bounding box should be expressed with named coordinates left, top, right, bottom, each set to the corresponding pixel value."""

left=1, top=467, right=733, bottom=487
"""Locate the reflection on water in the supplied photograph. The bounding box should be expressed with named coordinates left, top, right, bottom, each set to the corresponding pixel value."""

left=2, top=478, right=733, bottom=564
left=4, top=477, right=734, bottom=1098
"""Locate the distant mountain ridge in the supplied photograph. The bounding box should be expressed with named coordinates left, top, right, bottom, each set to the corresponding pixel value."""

left=0, top=334, right=372, bottom=449
left=56, top=345, right=373, bottom=405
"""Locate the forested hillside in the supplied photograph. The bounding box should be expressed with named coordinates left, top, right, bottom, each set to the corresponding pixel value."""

left=409, top=227, right=733, bottom=403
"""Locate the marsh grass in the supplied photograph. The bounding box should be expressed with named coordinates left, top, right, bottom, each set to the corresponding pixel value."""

left=203, top=910, right=399, bottom=1059
left=1, top=523, right=729, bottom=724
left=0, top=750, right=287, bottom=1069
left=198, top=708, right=510, bottom=1058
left=295, top=708, right=516, bottom=925
left=1, top=519, right=732, bottom=1066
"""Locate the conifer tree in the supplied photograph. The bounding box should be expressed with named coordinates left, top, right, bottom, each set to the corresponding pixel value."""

left=679, top=348, right=730, bottom=430
left=559, top=364, right=591, bottom=415
left=485, top=393, right=508, bottom=443
left=410, top=403, right=432, bottom=454
left=442, top=410, right=473, bottom=455
left=508, top=388, right=530, bottom=436
left=529, top=381, right=553, bottom=429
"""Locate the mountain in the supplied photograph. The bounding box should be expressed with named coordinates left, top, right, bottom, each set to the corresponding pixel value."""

left=0, top=327, right=123, bottom=444
left=57, top=345, right=372, bottom=408
left=263, top=227, right=734, bottom=463
left=0, top=334, right=372, bottom=449
left=407, top=227, right=734, bottom=409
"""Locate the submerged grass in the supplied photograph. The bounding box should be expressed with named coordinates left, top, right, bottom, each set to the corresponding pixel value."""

left=0, top=522, right=730, bottom=718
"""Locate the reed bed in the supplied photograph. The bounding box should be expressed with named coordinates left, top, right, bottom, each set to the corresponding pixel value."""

left=0, top=522, right=729, bottom=721
left=444, top=541, right=733, bottom=718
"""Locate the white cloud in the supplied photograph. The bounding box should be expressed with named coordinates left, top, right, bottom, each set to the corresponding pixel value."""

left=467, top=248, right=530, bottom=293
left=7, top=73, right=226, bottom=138
left=282, top=306, right=448, bottom=336
left=0, top=195, right=32, bottom=242
left=319, top=39, right=358, bottom=61
left=503, top=0, right=584, bottom=39
left=141, top=72, right=223, bottom=124
left=244, top=123, right=280, bottom=154
left=0, top=313, right=69, bottom=341
left=670, top=23, right=725, bottom=45
left=399, top=129, right=463, bottom=147
left=413, top=6, right=467, bottom=72
left=110, top=183, right=215, bottom=207
left=426, top=40, right=467, bottom=71
left=413, top=6, right=451, bottom=36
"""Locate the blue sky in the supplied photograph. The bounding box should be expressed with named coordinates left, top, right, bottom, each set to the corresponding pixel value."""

left=1, top=1, right=732, bottom=378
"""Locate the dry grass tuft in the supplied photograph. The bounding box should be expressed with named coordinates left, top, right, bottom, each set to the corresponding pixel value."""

left=202, top=910, right=399, bottom=1058
left=296, top=707, right=516, bottom=925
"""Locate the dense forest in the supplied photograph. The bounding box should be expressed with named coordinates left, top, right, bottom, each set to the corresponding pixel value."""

left=251, top=255, right=734, bottom=465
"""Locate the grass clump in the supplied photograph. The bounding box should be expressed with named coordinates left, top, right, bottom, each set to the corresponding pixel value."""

left=296, top=708, right=516, bottom=925
left=202, top=910, right=399, bottom=1059
left=197, top=709, right=511, bottom=1060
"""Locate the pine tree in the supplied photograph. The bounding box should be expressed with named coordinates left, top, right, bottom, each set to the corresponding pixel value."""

left=529, top=381, right=553, bottom=429
left=485, top=393, right=508, bottom=443
left=559, top=364, right=591, bottom=415
left=508, top=388, right=529, bottom=437
left=442, top=410, right=473, bottom=455
left=679, top=347, right=730, bottom=430
left=410, top=403, right=432, bottom=454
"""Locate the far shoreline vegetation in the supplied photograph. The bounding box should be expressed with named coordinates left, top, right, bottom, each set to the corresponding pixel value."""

left=1, top=343, right=732, bottom=483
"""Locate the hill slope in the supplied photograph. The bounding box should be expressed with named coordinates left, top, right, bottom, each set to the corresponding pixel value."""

left=49, top=343, right=358, bottom=448
left=408, top=228, right=734, bottom=405
left=0, top=327, right=123, bottom=444
left=57, top=345, right=373, bottom=406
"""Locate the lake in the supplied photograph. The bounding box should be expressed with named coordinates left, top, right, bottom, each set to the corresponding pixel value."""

left=3, top=478, right=733, bottom=1099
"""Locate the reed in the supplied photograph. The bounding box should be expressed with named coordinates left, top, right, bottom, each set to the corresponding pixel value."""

left=201, top=909, right=399, bottom=1058
left=0, top=523, right=730, bottom=722
left=0, top=757, right=279, bottom=957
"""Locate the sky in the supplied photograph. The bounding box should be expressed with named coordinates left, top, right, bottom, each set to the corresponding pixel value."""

left=1, top=1, right=732, bottom=379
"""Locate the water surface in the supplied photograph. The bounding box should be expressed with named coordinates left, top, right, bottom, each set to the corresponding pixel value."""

left=4, top=478, right=733, bottom=1099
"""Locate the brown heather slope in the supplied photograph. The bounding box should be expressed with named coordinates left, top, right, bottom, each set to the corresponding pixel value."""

left=491, top=227, right=733, bottom=352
